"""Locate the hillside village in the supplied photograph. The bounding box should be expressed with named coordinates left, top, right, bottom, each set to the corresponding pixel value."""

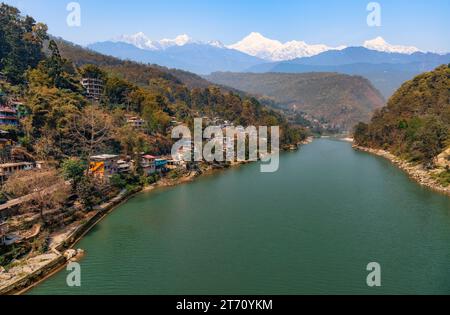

left=0, top=3, right=308, bottom=289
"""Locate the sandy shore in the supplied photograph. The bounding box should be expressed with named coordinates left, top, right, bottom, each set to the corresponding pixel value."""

left=353, top=145, right=450, bottom=196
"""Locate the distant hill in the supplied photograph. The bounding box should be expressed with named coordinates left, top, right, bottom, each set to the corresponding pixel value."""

left=54, top=38, right=215, bottom=90
left=88, top=41, right=265, bottom=75
left=206, top=72, right=385, bottom=131
left=354, top=64, right=450, bottom=165
left=247, top=47, right=450, bottom=98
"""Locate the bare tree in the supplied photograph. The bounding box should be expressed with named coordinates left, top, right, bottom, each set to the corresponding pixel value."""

left=69, top=105, right=114, bottom=170
left=2, top=169, right=70, bottom=223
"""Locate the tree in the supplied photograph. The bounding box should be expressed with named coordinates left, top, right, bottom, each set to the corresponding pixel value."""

left=61, top=158, right=86, bottom=190
left=76, top=176, right=103, bottom=211
left=2, top=169, right=70, bottom=223
left=0, top=4, right=48, bottom=83
left=79, top=64, right=105, bottom=80
left=69, top=105, right=114, bottom=169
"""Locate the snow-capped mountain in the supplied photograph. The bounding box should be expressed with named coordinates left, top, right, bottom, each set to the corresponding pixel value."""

left=363, top=37, right=420, bottom=54
left=113, top=32, right=423, bottom=61
left=115, top=32, right=196, bottom=51
left=228, top=32, right=346, bottom=61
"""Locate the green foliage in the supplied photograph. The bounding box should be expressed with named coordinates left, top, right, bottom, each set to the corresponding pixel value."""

left=76, top=177, right=102, bottom=211
left=206, top=72, right=386, bottom=131
left=354, top=65, right=450, bottom=165
left=79, top=64, right=105, bottom=80
left=110, top=174, right=127, bottom=189
left=434, top=170, right=450, bottom=187
left=1, top=3, right=308, bottom=167
left=61, top=158, right=86, bottom=189
left=0, top=4, right=48, bottom=84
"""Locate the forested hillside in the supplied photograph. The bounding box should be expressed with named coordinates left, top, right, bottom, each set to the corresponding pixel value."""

left=354, top=65, right=450, bottom=172
left=0, top=3, right=307, bottom=165
left=207, top=72, right=385, bottom=131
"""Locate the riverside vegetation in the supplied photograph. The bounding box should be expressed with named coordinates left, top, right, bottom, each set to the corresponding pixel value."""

left=0, top=3, right=308, bottom=285
left=354, top=64, right=450, bottom=190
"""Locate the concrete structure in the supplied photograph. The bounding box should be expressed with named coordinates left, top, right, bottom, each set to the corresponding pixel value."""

left=0, top=105, right=18, bottom=126
left=126, top=116, right=146, bottom=129
left=89, top=154, right=119, bottom=180
left=0, top=162, right=34, bottom=183
left=81, top=78, right=104, bottom=101
left=117, top=159, right=132, bottom=174
left=141, top=155, right=156, bottom=175
left=155, top=159, right=168, bottom=172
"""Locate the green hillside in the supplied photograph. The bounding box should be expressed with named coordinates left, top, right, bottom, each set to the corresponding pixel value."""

left=0, top=3, right=307, bottom=164
left=206, top=72, right=386, bottom=131
left=354, top=65, right=450, bottom=168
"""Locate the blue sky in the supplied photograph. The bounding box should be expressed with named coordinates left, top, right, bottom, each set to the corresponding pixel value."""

left=4, top=0, right=450, bottom=52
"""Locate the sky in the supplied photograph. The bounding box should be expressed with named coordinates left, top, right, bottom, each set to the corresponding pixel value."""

left=4, top=0, right=450, bottom=52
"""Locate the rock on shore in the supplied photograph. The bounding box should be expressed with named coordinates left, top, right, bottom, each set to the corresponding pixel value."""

left=353, top=145, right=450, bottom=196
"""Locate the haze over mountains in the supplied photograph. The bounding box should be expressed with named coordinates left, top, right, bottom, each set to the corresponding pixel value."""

left=206, top=72, right=385, bottom=130
left=88, top=32, right=450, bottom=99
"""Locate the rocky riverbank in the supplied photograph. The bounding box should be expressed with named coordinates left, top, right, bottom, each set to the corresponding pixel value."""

left=0, top=188, right=138, bottom=295
left=353, top=145, right=450, bottom=196
left=1, top=140, right=315, bottom=295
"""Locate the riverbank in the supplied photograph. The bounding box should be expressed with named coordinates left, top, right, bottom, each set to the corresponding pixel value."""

left=0, top=187, right=142, bottom=295
left=353, top=145, right=450, bottom=196
left=1, top=141, right=312, bottom=295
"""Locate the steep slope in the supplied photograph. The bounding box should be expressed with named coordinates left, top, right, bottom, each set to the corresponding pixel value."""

left=88, top=41, right=264, bottom=74
left=206, top=72, right=385, bottom=131
left=354, top=64, right=450, bottom=165
left=55, top=38, right=215, bottom=90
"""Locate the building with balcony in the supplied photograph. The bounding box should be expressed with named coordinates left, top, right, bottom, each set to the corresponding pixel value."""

left=81, top=77, right=104, bottom=101
left=141, top=155, right=156, bottom=175
left=89, top=154, right=119, bottom=180
left=0, top=162, right=35, bottom=183
left=0, top=105, right=18, bottom=126
left=126, top=116, right=146, bottom=129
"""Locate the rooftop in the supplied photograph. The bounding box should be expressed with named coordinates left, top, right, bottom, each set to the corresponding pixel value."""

left=0, top=162, right=33, bottom=168
left=91, top=154, right=119, bottom=160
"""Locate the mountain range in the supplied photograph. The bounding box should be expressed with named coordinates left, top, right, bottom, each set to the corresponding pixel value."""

left=87, top=32, right=450, bottom=98
left=247, top=47, right=450, bottom=98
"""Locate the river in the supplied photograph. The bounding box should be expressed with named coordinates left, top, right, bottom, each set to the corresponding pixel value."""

left=29, top=139, right=450, bottom=294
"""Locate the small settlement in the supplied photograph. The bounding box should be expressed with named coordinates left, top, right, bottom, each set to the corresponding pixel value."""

left=0, top=75, right=186, bottom=280
left=0, top=70, right=247, bottom=293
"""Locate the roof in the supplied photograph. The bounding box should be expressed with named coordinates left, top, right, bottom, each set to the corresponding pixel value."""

left=142, top=155, right=156, bottom=160
left=91, top=154, right=119, bottom=160
left=0, top=162, right=33, bottom=168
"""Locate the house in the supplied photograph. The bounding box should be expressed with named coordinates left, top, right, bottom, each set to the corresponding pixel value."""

left=0, top=162, right=35, bottom=183
left=141, top=155, right=156, bottom=175
left=81, top=77, right=104, bottom=101
left=89, top=154, right=119, bottom=180
left=167, top=159, right=184, bottom=170
left=126, top=116, right=146, bottom=129
left=0, top=105, right=18, bottom=126
left=117, top=159, right=132, bottom=174
left=0, top=222, right=8, bottom=246
left=155, top=158, right=168, bottom=172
